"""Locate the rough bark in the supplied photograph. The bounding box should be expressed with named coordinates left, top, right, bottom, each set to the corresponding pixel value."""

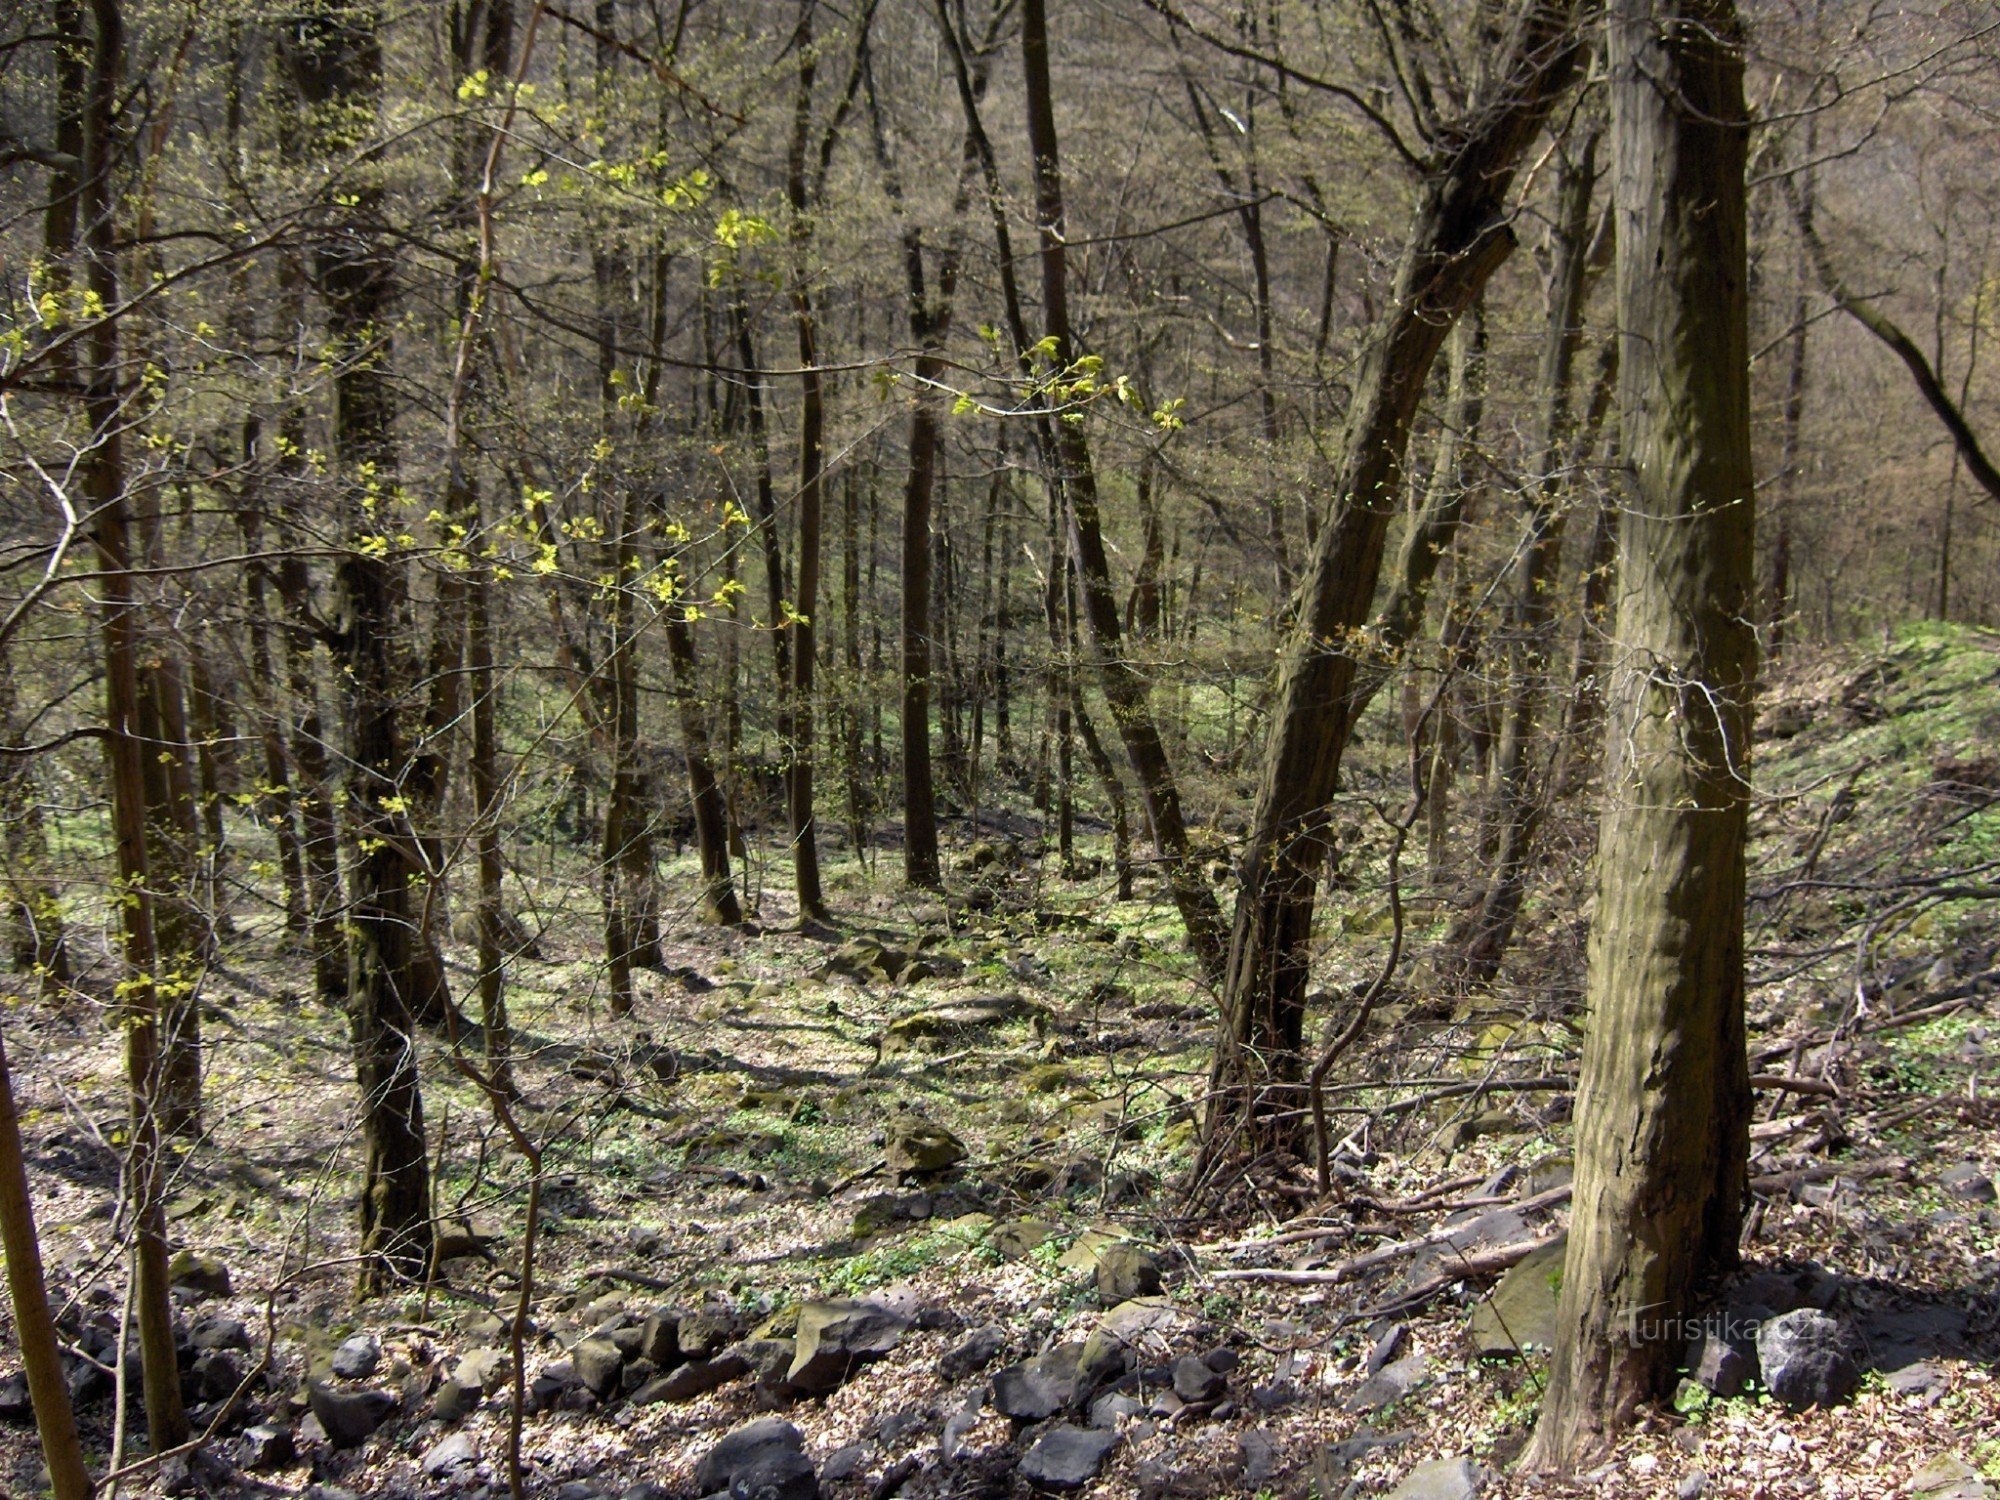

left=1205, top=0, right=1582, bottom=1163
left=1527, top=0, right=1756, bottom=1465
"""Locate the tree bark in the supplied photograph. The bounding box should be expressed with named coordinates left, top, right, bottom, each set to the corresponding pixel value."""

left=1205, top=0, right=1582, bottom=1164
left=1527, top=0, right=1756, bottom=1465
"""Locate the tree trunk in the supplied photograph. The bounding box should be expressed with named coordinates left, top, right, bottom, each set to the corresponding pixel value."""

left=1527, top=0, right=1756, bottom=1465
left=1203, top=0, right=1581, bottom=1166
left=1021, top=0, right=1228, bottom=972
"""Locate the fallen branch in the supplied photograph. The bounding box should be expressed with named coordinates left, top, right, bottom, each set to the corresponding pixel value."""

left=1215, top=1233, right=1553, bottom=1288
left=1213, top=1182, right=1572, bottom=1281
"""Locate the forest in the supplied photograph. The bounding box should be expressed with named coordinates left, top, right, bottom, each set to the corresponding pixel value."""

left=1, top=0, right=1998, bottom=1496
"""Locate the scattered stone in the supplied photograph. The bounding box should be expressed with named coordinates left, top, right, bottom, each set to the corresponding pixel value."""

left=1386, top=1456, right=1483, bottom=1500
left=1756, top=1309, right=1859, bottom=1410
left=788, top=1299, right=911, bottom=1392
left=1687, top=1328, right=1752, bottom=1399
left=886, top=1117, right=968, bottom=1176
left=1089, top=1391, right=1142, bottom=1428
left=1887, top=1360, right=1947, bottom=1399
left=1677, top=1471, right=1709, bottom=1500
left=305, top=1382, right=397, bottom=1448
left=1094, top=1243, right=1163, bottom=1302
left=630, top=1349, right=750, bottom=1404
left=168, top=1250, right=231, bottom=1299
left=638, top=1308, right=683, bottom=1368
left=433, top=1379, right=479, bottom=1423
left=571, top=1336, right=625, bottom=1400
left=191, top=1316, right=251, bottom=1353
left=1019, top=1425, right=1119, bottom=1490
left=621, top=1485, right=671, bottom=1500
left=822, top=1444, right=870, bottom=1483
left=1942, top=1163, right=1997, bottom=1204
left=1909, top=1453, right=1995, bottom=1500
left=0, top=1372, right=34, bottom=1424
left=992, top=1345, right=1083, bottom=1420
left=1171, top=1354, right=1225, bottom=1403
left=939, top=1325, right=1007, bottom=1382
left=677, top=1304, right=741, bottom=1359
left=454, top=1347, right=511, bottom=1393
left=422, top=1432, right=478, bottom=1479
left=940, top=1392, right=984, bottom=1461
left=1346, top=1352, right=1430, bottom=1414
left=1367, top=1324, right=1409, bottom=1374
left=240, top=1423, right=295, bottom=1470
left=190, top=1348, right=242, bottom=1402
left=1077, top=1298, right=1194, bottom=1390
left=330, top=1334, right=380, bottom=1381
left=734, top=1337, right=796, bottom=1392
left=851, top=1192, right=931, bottom=1239
left=1313, top=1430, right=1416, bottom=1490
left=694, top=1417, right=819, bottom=1500
left=1469, top=1237, right=1568, bottom=1357
left=881, top=994, right=1045, bottom=1054
left=1239, top=1430, right=1279, bottom=1487
left=990, top=1219, right=1057, bottom=1260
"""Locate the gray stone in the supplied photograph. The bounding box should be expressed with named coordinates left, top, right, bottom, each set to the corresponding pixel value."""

left=630, top=1350, right=751, bottom=1404
left=1239, top=1430, right=1278, bottom=1487
left=989, top=1219, right=1057, bottom=1260
left=1346, top=1352, right=1430, bottom=1414
left=454, top=1347, right=511, bottom=1394
left=191, top=1348, right=242, bottom=1402
left=191, top=1316, right=251, bottom=1353
left=822, top=1444, right=869, bottom=1482
left=1688, top=1330, right=1752, bottom=1398
left=1941, top=1164, right=1996, bottom=1203
left=941, top=1392, right=984, bottom=1461
left=1094, top=1243, right=1163, bottom=1302
left=992, top=1345, right=1083, bottom=1420
left=1018, top=1425, right=1119, bottom=1490
left=939, top=1324, right=1006, bottom=1381
left=240, top=1424, right=295, bottom=1470
left=330, top=1334, right=380, bottom=1381
left=1313, top=1430, right=1416, bottom=1490
left=788, top=1299, right=911, bottom=1392
left=1756, top=1309, right=1859, bottom=1410
left=432, top=1379, right=479, bottom=1423
left=1385, top=1456, right=1483, bottom=1500
left=168, top=1250, right=231, bottom=1299
left=1468, top=1237, right=1566, bottom=1357
left=1089, top=1392, right=1141, bottom=1428
left=1171, top=1354, right=1225, bottom=1403
left=1909, top=1453, right=1995, bottom=1500
left=677, top=1305, right=740, bottom=1359
left=571, top=1336, right=626, bottom=1400
left=1677, top=1472, right=1708, bottom=1500
left=694, top=1417, right=818, bottom=1500
left=1887, top=1360, right=1946, bottom=1398
left=639, top=1309, right=683, bottom=1368
left=305, top=1382, right=397, bottom=1448
left=1367, top=1324, right=1408, bottom=1374
left=886, top=1118, right=967, bottom=1176
left=1077, top=1298, right=1194, bottom=1391
left=422, top=1432, right=478, bottom=1478
left=737, top=1337, right=798, bottom=1391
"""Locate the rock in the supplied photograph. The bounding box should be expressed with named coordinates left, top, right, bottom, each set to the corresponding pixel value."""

left=1469, top=1237, right=1567, bottom=1357
left=454, top=1346, right=511, bottom=1394
left=1677, top=1471, right=1709, bottom=1500
left=881, top=994, right=1045, bottom=1054
left=1094, top=1243, right=1163, bottom=1302
left=822, top=1444, right=870, bottom=1482
left=621, top=1486, right=672, bottom=1500
left=1018, top=1425, right=1119, bottom=1490
left=1942, top=1163, right=1997, bottom=1203
left=788, top=1299, right=911, bottom=1393
left=678, top=1304, right=741, bottom=1359
left=330, top=1334, right=380, bottom=1381
left=0, top=1372, right=33, bottom=1424
left=940, top=1392, right=984, bottom=1461
left=305, top=1382, right=397, bottom=1448
left=1346, top=1352, right=1430, bottom=1414
left=886, top=1117, right=967, bottom=1176
left=638, top=1308, right=683, bottom=1368
left=1090, top=1391, right=1142, bottom=1428
left=168, top=1250, right=231, bottom=1299
left=851, top=1192, right=931, bottom=1239
left=1887, top=1360, right=1947, bottom=1399
left=571, top=1335, right=625, bottom=1400
left=433, top=1379, right=480, bottom=1422
left=1312, top=1430, right=1416, bottom=1490
left=1755, top=1309, right=1859, bottom=1410
left=1239, top=1430, right=1279, bottom=1487
left=190, top=1348, right=242, bottom=1401
left=1909, top=1453, right=1995, bottom=1500
left=992, top=1345, right=1083, bottom=1420
left=1368, top=1324, right=1409, bottom=1374
left=191, top=1316, right=251, bottom=1353
left=940, top=1324, right=1007, bottom=1382
left=734, top=1337, right=796, bottom=1392
left=240, top=1423, right=295, bottom=1470
left=694, top=1417, right=818, bottom=1500
left=630, top=1350, right=751, bottom=1404
left=990, top=1219, right=1057, bottom=1260
left=422, top=1432, right=479, bottom=1479
left=1171, top=1354, right=1225, bottom=1403
left=1687, top=1328, right=1752, bottom=1398
left=1448, top=1109, right=1525, bottom=1150
left=1077, top=1298, right=1194, bottom=1390
left=1385, top=1456, right=1483, bottom=1500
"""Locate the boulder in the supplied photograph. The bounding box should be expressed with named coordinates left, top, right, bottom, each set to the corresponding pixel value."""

left=990, top=1219, right=1057, bottom=1260
left=1909, top=1454, right=1995, bottom=1500
left=637, top=1308, right=683, bottom=1368
left=1077, top=1298, right=1194, bottom=1391
left=0, top=1373, right=32, bottom=1424
left=422, top=1433, right=478, bottom=1479
left=1346, top=1353, right=1429, bottom=1415
left=1386, top=1456, right=1483, bottom=1500
left=432, top=1379, right=479, bottom=1423
left=992, top=1345, right=1083, bottom=1420
left=788, top=1299, right=912, bottom=1392
left=305, top=1382, right=397, bottom=1448
left=886, top=1118, right=967, bottom=1176
left=454, top=1347, right=511, bottom=1394
left=330, top=1334, right=380, bottom=1381
left=1468, top=1237, right=1566, bottom=1357
left=1941, top=1163, right=1997, bottom=1203
left=1018, top=1425, right=1119, bottom=1490
left=571, top=1336, right=625, bottom=1400
left=168, top=1250, right=231, bottom=1299
left=1095, top=1243, right=1164, bottom=1303
left=190, top=1348, right=242, bottom=1402
left=1171, top=1355, right=1225, bottom=1404
left=1755, top=1309, right=1859, bottom=1410
left=240, top=1423, right=295, bottom=1470
left=939, top=1324, right=1007, bottom=1382
left=630, top=1349, right=750, bottom=1404
left=694, top=1417, right=818, bottom=1500
left=191, top=1316, right=251, bottom=1353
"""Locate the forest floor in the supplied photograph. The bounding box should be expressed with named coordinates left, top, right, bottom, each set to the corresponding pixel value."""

left=4, top=621, right=2000, bottom=1500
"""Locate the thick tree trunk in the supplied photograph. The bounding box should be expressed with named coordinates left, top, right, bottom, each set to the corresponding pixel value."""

left=664, top=603, right=743, bottom=925
left=1202, top=0, right=1581, bottom=1166
left=1527, top=0, right=1756, bottom=1466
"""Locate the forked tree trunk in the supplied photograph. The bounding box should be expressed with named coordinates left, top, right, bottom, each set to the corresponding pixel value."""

left=1204, top=0, right=1582, bottom=1165
left=1527, top=0, right=1756, bottom=1466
